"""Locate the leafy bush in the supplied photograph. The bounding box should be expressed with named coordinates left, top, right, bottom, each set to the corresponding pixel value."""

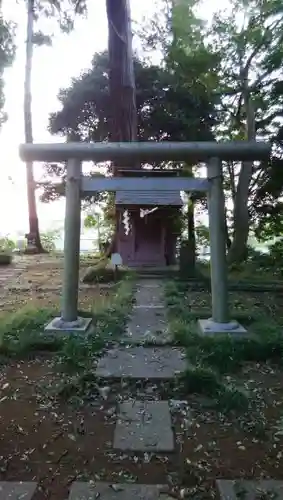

left=0, top=237, right=15, bottom=251
left=40, top=230, right=61, bottom=252
left=82, top=261, right=130, bottom=284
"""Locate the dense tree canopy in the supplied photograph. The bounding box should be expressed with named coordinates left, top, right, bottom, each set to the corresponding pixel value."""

left=44, top=50, right=217, bottom=201
left=168, top=0, right=283, bottom=255
left=3, top=0, right=280, bottom=262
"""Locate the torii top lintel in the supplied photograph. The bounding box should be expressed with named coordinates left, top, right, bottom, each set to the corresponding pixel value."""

left=19, top=140, right=271, bottom=164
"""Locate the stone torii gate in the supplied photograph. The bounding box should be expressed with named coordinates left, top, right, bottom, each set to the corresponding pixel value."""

left=19, top=141, right=270, bottom=336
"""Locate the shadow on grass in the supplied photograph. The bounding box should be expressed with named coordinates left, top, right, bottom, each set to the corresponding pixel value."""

left=164, top=279, right=283, bottom=416
left=0, top=277, right=135, bottom=368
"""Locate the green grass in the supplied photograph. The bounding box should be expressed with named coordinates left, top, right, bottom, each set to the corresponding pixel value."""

left=0, top=275, right=136, bottom=403
left=58, top=277, right=135, bottom=374
left=165, top=279, right=283, bottom=414
left=0, top=306, right=62, bottom=357
left=199, top=257, right=283, bottom=283
left=178, top=365, right=250, bottom=413
left=0, top=276, right=135, bottom=365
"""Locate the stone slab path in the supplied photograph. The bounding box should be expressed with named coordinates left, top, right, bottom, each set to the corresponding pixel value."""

left=2, top=480, right=283, bottom=499
left=125, top=307, right=172, bottom=344
left=114, top=400, right=174, bottom=451
left=113, top=280, right=172, bottom=346
left=96, top=346, right=186, bottom=379
left=69, top=483, right=169, bottom=500
left=96, top=279, right=185, bottom=460
left=0, top=482, right=37, bottom=499
left=216, top=479, right=283, bottom=499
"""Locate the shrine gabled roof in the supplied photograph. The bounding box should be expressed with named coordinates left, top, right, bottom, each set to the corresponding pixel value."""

left=115, top=190, right=183, bottom=206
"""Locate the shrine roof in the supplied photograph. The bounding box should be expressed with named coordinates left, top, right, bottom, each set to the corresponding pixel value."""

left=115, top=190, right=183, bottom=206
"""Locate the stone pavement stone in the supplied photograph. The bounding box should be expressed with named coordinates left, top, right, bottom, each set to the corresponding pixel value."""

left=114, top=400, right=174, bottom=451
left=135, top=281, right=164, bottom=307
left=217, top=479, right=283, bottom=499
left=69, top=483, right=169, bottom=500
left=125, top=307, right=172, bottom=345
left=95, top=346, right=186, bottom=379
left=0, top=482, right=37, bottom=499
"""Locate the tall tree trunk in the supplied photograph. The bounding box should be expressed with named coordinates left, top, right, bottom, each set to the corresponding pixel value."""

left=105, top=0, right=137, bottom=257
left=24, top=0, right=44, bottom=253
left=227, top=76, right=255, bottom=264
left=106, top=0, right=137, bottom=158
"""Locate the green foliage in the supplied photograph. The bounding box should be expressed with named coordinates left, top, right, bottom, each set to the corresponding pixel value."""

left=39, top=229, right=60, bottom=252
left=0, top=237, right=15, bottom=251
left=44, top=50, right=216, bottom=201
left=84, top=209, right=114, bottom=251
left=181, top=366, right=249, bottom=412
left=0, top=277, right=134, bottom=373
left=165, top=277, right=283, bottom=414
left=195, top=224, right=210, bottom=248
left=169, top=0, right=283, bottom=251
left=0, top=306, right=62, bottom=357
left=0, top=237, right=14, bottom=265
left=38, top=0, right=283, bottom=249
left=84, top=214, right=97, bottom=228
left=55, top=278, right=135, bottom=399
left=82, top=260, right=132, bottom=284
left=32, top=0, right=87, bottom=35
left=226, top=242, right=283, bottom=279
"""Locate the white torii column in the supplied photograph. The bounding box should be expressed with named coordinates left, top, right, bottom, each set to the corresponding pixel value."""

left=198, top=157, right=247, bottom=336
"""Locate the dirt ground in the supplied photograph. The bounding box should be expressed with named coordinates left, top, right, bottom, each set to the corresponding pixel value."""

left=0, top=255, right=112, bottom=314
left=0, top=359, right=283, bottom=499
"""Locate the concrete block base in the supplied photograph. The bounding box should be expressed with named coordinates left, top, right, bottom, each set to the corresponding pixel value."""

left=198, top=318, right=248, bottom=338
left=44, top=316, right=92, bottom=334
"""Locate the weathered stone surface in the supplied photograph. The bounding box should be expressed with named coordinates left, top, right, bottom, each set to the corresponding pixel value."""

left=135, top=281, right=164, bottom=307
left=217, top=479, right=283, bottom=499
left=114, top=400, right=174, bottom=451
left=198, top=319, right=249, bottom=338
left=0, top=482, right=37, bottom=499
left=95, top=346, right=186, bottom=379
left=69, top=483, right=169, bottom=500
left=125, top=307, right=172, bottom=345
left=44, top=316, right=92, bottom=334
left=133, top=305, right=164, bottom=309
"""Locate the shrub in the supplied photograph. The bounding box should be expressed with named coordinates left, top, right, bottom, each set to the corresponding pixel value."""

left=82, top=261, right=129, bottom=284
left=0, top=237, right=15, bottom=251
